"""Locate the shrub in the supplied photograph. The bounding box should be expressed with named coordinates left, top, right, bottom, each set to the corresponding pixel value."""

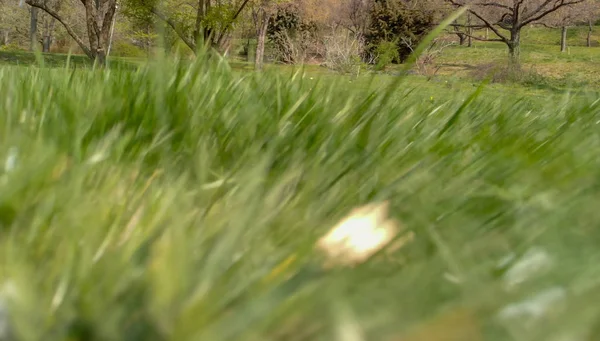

left=112, top=41, right=147, bottom=58
left=267, top=4, right=319, bottom=64
left=373, top=40, right=399, bottom=71
left=0, top=42, right=23, bottom=52
left=365, top=0, right=434, bottom=64
left=323, top=30, right=368, bottom=74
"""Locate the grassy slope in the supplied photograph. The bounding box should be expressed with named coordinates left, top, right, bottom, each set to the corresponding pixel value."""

left=1, top=49, right=600, bottom=341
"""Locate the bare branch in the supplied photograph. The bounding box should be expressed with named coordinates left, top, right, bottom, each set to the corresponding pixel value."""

left=450, top=23, right=489, bottom=29
left=455, top=30, right=505, bottom=42
left=215, top=0, right=252, bottom=46
left=521, top=0, right=586, bottom=27
left=25, top=0, right=92, bottom=57
left=472, top=2, right=511, bottom=10
left=467, top=9, right=509, bottom=42
left=445, top=0, right=509, bottom=42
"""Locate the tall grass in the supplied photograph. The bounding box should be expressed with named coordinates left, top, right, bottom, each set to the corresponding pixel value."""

left=1, top=48, right=600, bottom=341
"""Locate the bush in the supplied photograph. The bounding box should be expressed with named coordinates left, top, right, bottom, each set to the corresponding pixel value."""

left=365, top=0, right=434, bottom=64
left=323, top=30, right=367, bottom=74
left=267, top=4, right=320, bottom=64
left=111, top=41, right=147, bottom=58
left=0, top=42, right=23, bottom=52
left=373, top=40, right=399, bottom=71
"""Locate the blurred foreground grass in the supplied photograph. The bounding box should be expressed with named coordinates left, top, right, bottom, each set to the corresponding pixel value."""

left=1, top=52, right=600, bottom=341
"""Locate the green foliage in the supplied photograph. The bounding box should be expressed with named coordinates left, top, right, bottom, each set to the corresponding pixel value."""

left=373, top=40, right=399, bottom=70
left=204, top=3, right=237, bottom=32
left=112, top=40, right=148, bottom=57
left=365, top=0, right=434, bottom=63
left=121, top=0, right=156, bottom=26
left=0, top=42, right=22, bottom=52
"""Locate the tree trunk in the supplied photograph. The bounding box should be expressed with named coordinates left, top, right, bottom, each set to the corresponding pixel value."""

left=30, top=6, right=38, bottom=51
left=588, top=20, right=593, bottom=48
left=466, top=12, right=472, bottom=47
left=508, top=29, right=521, bottom=67
left=42, top=19, right=56, bottom=52
left=254, top=9, right=270, bottom=71
left=560, top=26, right=567, bottom=52
left=246, top=37, right=251, bottom=62
left=485, top=28, right=488, bottom=40
left=453, top=24, right=465, bottom=45
left=457, top=33, right=465, bottom=45
left=83, top=0, right=117, bottom=65
left=42, top=36, right=51, bottom=52
left=0, top=30, right=8, bottom=46
left=145, top=25, right=151, bottom=56
left=107, top=2, right=118, bottom=59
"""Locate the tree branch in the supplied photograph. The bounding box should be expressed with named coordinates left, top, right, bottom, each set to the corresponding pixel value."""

left=230, top=0, right=251, bottom=23
left=467, top=9, right=509, bottom=42
left=25, top=0, right=92, bottom=57
left=444, top=0, right=509, bottom=43
left=450, top=23, right=488, bottom=29
left=150, top=7, right=196, bottom=52
left=453, top=30, right=505, bottom=42
left=472, top=2, right=511, bottom=10
left=521, top=0, right=586, bottom=27
left=215, top=0, right=251, bottom=47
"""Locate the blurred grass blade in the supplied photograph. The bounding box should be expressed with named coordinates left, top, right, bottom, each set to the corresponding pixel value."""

left=437, top=78, right=488, bottom=137
left=333, top=299, right=364, bottom=341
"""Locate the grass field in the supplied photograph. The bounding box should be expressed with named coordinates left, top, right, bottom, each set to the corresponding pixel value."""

left=1, top=25, right=600, bottom=341
left=431, top=25, right=600, bottom=88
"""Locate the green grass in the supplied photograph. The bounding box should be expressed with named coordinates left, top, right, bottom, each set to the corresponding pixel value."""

left=0, top=50, right=142, bottom=70
left=2, top=47, right=600, bottom=341
left=523, top=25, right=600, bottom=47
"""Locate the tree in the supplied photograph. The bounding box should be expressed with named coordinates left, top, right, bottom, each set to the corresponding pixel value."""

left=446, top=0, right=590, bottom=65
left=313, top=0, right=371, bottom=38
left=26, top=0, right=118, bottom=63
left=30, top=0, right=61, bottom=52
left=0, top=0, right=29, bottom=47
left=39, top=11, right=59, bottom=52
left=581, top=0, right=600, bottom=47
left=123, top=0, right=251, bottom=54
left=252, top=0, right=276, bottom=70
left=452, top=12, right=475, bottom=46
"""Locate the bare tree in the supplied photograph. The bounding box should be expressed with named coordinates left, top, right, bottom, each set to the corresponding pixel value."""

left=582, top=0, right=600, bottom=47
left=26, top=0, right=118, bottom=64
left=33, top=0, right=61, bottom=52
left=337, top=0, right=371, bottom=38
left=451, top=11, right=476, bottom=45
left=446, top=0, right=590, bottom=65
left=540, top=0, right=598, bottom=51
left=40, top=12, right=58, bottom=51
